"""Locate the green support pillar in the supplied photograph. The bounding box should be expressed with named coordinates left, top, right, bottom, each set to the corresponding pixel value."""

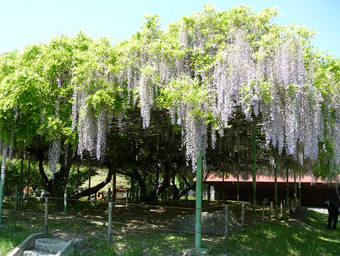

left=252, top=127, right=257, bottom=225
left=274, top=149, right=278, bottom=217
left=187, top=149, right=208, bottom=255
left=195, top=149, right=202, bottom=249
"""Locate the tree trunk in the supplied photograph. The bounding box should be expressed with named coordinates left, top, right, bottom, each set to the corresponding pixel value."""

left=88, top=161, right=91, bottom=201
left=71, top=163, right=115, bottom=200
left=27, top=159, right=30, bottom=201
left=20, top=157, right=24, bottom=205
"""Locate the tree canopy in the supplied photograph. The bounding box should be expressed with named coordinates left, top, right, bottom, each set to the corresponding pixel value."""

left=0, top=4, right=339, bottom=200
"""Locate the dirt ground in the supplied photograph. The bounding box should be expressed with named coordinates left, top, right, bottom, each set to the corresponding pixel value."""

left=3, top=200, right=273, bottom=237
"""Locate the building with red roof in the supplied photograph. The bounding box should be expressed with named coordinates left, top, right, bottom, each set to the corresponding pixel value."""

left=199, top=174, right=339, bottom=206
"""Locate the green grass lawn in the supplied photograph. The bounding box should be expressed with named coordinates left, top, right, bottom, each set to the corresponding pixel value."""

left=0, top=200, right=339, bottom=256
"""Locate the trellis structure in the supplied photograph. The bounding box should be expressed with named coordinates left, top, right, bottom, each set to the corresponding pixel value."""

left=0, top=3, right=340, bottom=249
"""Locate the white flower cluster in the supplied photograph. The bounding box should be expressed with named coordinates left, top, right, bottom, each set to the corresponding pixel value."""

left=139, top=71, right=154, bottom=129
left=8, top=127, right=14, bottom=160
left=48, top=139, right=61, bottom=180
left=72, top=73, right=113, bottom=161
left=0, top=144, right=7, bottom=186
left=66, top=11, right=340, bottom=176
left=261, top=39, right=322, bottom=161
left=212, top=30, right=255, bottom=128
left=183, top=114, right=208, bottom=172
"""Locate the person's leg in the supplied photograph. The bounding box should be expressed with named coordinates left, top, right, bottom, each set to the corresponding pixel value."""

left=333, top=214, right=338, bottom=230
left=327, top=214, right=332, bottom=228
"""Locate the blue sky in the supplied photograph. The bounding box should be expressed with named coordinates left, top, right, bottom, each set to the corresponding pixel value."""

left=1, top=0, right=339, bottom=58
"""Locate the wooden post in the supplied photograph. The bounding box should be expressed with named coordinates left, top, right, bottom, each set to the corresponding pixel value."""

left=20, top=157, right=24, bottom=205
left=280, top=201, right=283, bottom=217
left=222, top=170, right=225, bottom=201
left=77, top=163, right=80, bottom=193
left=237, top=175, right=239, bottom=202
left=185, top=184, right=188, bottom=205
left=294, top=169, right=297, bottom=208
left=286, top=162, right=289, bottom=210
left=26, top=159, right=31, bottom=202
left=299, top=174, right=302, bottom=206
left=270, top=202, right=273, bottom=220
left=274, top=148, right=278, bottom=217
left=112, top=159, right=117, bottom=214
left=225, top=205, right=228, bottom=239
left=45, top=197, right=48, bottom=235
left=208, top=184, right=211, bottom=203
left=108, top=188, right=111, bottom=202
left=108, top=202, right=112, bottom=243
left=241, top=202, right=245, bottom=228
left=252, top=126, right=257, bottom=225
left=14, top=184, right=18, bottom=211
left=64, top=187, right=67, bottom=216
left=262, top=202, right=265, bottom=222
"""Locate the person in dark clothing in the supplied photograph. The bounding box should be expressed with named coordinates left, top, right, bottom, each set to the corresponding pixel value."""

left=323, top=197, right=339, bottom=230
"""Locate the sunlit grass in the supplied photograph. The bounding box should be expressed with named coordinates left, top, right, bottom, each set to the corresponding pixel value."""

left=1, top=204, right=339, bottom=255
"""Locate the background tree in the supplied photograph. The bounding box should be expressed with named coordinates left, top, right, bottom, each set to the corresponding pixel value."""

left=0, top=4, right=339, bottom=205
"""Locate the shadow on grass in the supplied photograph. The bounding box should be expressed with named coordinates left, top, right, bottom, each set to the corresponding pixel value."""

left=209, top=210, right=339, bottom=256
left=1, top=201, right=339, bottom=256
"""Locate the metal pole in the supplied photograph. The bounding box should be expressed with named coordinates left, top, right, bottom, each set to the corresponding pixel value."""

left=64, top=186, right=67, bottom=216
left=224, top=205, right=228, bottom=239
left=108, top=202, right=112, bottom=243
left=195, top=149, right=203, bottom=249
left=45, top=197, right=48, bottom=235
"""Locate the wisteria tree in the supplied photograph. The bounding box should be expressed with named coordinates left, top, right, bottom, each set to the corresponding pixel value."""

left=0, top=4, right=339, bottom=203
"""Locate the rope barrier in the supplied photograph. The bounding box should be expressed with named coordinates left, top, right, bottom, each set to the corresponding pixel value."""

left=2, top=195, right=280, bottom=241
left=2, top=206, right=196, bottom=235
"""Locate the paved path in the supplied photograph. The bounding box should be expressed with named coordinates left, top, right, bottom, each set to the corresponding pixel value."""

left=308, top=207, right=328, bottom=214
